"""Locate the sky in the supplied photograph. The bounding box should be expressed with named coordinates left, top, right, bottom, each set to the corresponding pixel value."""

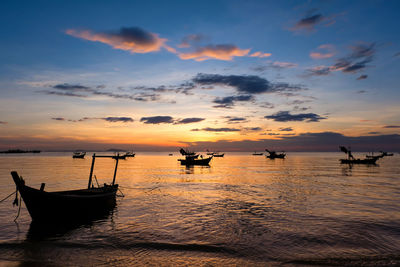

left=0, top=0, right=399, bottom=151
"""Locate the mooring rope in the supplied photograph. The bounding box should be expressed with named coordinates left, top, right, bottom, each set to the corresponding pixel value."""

left=0, top=190, right=16, bottom=203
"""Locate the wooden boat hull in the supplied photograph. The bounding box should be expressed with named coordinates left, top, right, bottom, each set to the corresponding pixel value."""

left=266, top=154, right=285, bottom=159
left=339, top=158, right=377, bottom=164
left=11, top=172, right=118, bottom=222
left=178, top=157, right=212, bottom=166
left=213, top=154, right=224, bottom=157
left=72, top=154, right=85, bottom=158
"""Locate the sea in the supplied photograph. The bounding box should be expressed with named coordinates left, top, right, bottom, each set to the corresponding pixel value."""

left=0, top=152, right=399, bottom=266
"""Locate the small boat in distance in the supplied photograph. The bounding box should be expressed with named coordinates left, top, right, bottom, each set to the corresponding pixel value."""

left=0, top=149, right=41, bottom=154
left=339, top=146, right=378, bottom=164
left=213, top=153, right=225, bottom=157
left=11, top=153, right=122, bottom=222
left=124, top=151, right=135, bottom=157
left=112, top=154, right=126, bottom=160
left=252, top=152, right=263, bottom=156
left=72, top=151, right=86, bottom=158
left=178, top=148, right=212, bottom=165
left=265, top=149, right=286, bottom=159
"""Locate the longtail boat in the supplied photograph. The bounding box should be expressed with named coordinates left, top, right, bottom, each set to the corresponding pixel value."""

left=72, top=151, right=86, bottom=158
left=11, top=154, right=121, bottom=222
left=252, top=152, right=263, bottom=156
left=178, top=156, right=212, bottom=166
left=339, top=146, right=378, bottom=164
left=265, top=149, right=286, bottom=159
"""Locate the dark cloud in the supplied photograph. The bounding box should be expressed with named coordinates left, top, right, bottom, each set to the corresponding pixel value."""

left=279, top=127, right=293, bottom=131
left=191, top=127, right=240, bottom=132
left=224, top=116, right=247, bottom=123
left=108, top=27, right=157, bottom=45
left=174, top=118, right=205, bottom=124
left=295, top=14, right=324, bottom=30
left=53, top=84, right=91, bottom=91
left=52, top=117, right=65, bottom=121
left=265, top=111, right=326, bottom=122
left=102, top=117, right=133, bottom=123
left=357, top=74, right=368, bottom=80
left=39, top=90, right=87, bottom=98
left=213, top=95, right=253, bottom=108
left=394, top=52, right=400, bottom=58
left=383, top=125, right=400, bottom=128
left=244, top=127, right=263, bottom=131
left=140, top=116, right=174, bottom=124
left=357, top=90, right=367, bottom=94
left=368, top=132, right=380, bottom=134
left=193, top=73, right=305, bottom=95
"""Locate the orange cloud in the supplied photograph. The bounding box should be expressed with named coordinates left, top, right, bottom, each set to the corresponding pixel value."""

left=249, top=51, right=272, bottom=58
left=66, top=27, right=173, bottom=54
left=178, top=44, right=250, bottom=61
left=310, top=44, right=335, bottom=59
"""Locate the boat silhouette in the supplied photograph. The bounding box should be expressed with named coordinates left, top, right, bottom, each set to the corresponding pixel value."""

left=339, top=146, right=378, bottom=164
left=11, top=154, right=122, bottom=222
left=265, top=149, right=286, bottom=159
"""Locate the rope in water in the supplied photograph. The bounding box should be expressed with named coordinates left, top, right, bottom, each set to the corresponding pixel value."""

left=0, top=190, right=16, bottom=203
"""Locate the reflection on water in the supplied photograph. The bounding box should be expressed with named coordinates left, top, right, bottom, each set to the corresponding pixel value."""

left=0, top=152, right=399, bottom=265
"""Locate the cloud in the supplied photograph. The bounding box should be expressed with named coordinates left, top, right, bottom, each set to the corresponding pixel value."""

left=39, top=90, right=88, bottom=98
left=357, top=75, right=368, bottom=80
left=265, top=111, right=326, bottom=122
left=213, top=95, right=254, bottom=108
left=249, top=52, right=272, bottom=58
left=174, top=118, right=205, bottom=124
left=394, top=52, right=400, bottom=58
left=102, top=117, right=134, bottom=123
left=306, top=42, right=375, bottom=76
left=279, top=127, right=293, bottom=131
left=140, top=116, right=174, bottom=124
left=53, top=84, right=92, bottom=91
left=293, top=13, right=324, bottom=31
left=52, top=117, right=65, bottom=121
left=357, top=90, right=367, bottom=94
left=193, top=73, right=305, bottom=95
left=251, top=61, right=298, bottom=72
left=368, top=132, right=380, bottom=134
left=383, top=125, right=400, bottom=128
left=178, top=34, right=207, bottom=48
left=310, top=44, right=335, bottom=59
left=66, top=27, right=174, bottom=54
left=244, top=127, right=263, bottom=131
left=224, top=116, right=247, bottom=123
left=178, top=44, right=250, bottom=61
left=191, top=127, right=240, bottom=132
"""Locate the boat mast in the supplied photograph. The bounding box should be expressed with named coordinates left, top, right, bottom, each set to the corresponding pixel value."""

left=112, top=154, right=119, bottom=186
left=88, top=153, right=96, bottom=189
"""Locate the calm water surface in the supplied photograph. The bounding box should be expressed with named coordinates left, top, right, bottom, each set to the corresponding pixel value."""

left=0, top=152, right=399, bottom=266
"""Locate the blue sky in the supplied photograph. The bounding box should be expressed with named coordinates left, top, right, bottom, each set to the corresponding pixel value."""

left=0, top=0, right=399, bottom=151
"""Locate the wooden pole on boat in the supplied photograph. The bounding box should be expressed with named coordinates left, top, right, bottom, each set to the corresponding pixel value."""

left=88, top=153, right=96, bottom=189
left=112, top=154, right=119, bottom=186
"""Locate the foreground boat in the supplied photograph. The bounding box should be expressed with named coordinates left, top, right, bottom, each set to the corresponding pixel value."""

left=72, top=151, right=86, bottom=158
left=339, top=146, right=378, bottom=165
left=265, top=149, right=286, bottom=159
left=11, top=154, right=121, bottom=222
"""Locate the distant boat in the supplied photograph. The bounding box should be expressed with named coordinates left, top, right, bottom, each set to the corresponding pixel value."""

left=213, top=153, right=224, bottom=157
left=124, top=151, right=135, bottom=157
left=206, top=149, right=214, bottom=155
left=178, top=148, right=212, bottom=165
left=11, top=153, right=121, bottom=222
left=339, top=146, right=378, bottom=164
left=112, top=154, right=126, bottom=160
left=265, top=149, right=285, bottom=159
left=0, top=149, right=41, bottom=154
left=178, top=156, right=213, bottom=166
left=168, top=153, right=173, bottom=156
left=72, top=151, right=86, bottom=158
left=252, top=152, right=263, bottom=155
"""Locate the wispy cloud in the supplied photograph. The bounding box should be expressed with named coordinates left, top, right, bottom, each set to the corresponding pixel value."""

left=52, top=116, right=133, bottom=123
left=178, top=44, right=250, bottom=61
left=51, top=117, right=65, bottom=121
left=383, top=125, right=400, bottom=128
left=310, top=44, right=335, bottom=59
left=178, top=34, right=207, bottom=48
left=249, top=51, right=272, bottom=58
left=306, top=42, right=375, bottom=76
left=265, top=111, right=326, bottom=122
left=224, top=116, right=248, bottom=123
left=174, top=118, right=205, bottom=124
left=291, top=10, right=340, bottom=32
left=213, top=95, right=254, bottom=108
left=191, top=127, right=240, bottom=132
left=357, top=74, right=368, bottom=80
left=279, top=127, right=293, bottom=131
left=66, top=27, right=175, bottom=54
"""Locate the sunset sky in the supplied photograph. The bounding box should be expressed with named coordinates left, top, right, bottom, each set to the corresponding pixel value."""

left=0, top=0, right=399, bottom=151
